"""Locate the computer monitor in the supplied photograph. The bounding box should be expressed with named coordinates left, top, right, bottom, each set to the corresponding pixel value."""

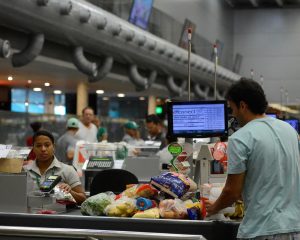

left=128, top=0, right=153, bottom=30
left=167, top=100, right=228, bottom=138
left=266, top=113, right=277, bottom=118
left=283, top=119, right=299, bottom=133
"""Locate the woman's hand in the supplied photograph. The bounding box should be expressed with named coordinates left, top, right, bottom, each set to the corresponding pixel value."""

left=58, top=183, right=72, bottom=193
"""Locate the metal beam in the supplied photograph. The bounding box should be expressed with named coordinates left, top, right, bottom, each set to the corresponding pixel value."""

left=249, top=0, right=259, bottom=7
left=275, top=0, right=284, bottom=7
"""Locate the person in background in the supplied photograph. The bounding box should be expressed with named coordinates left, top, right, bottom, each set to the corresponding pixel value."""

left=122, top=121, right=144, bottom=145
left=24, top=130, right=86, bottom=204
left=145, top=114, right=166, bottom=149
left=55, top=118, right=80, bottom=165
left=25, top=121, right=42, bottom=163
left=97, top=127, right=108, bottom=142
left=75, top=106, right=98, bottom=142
left=206, top=78, right=300, bottom=239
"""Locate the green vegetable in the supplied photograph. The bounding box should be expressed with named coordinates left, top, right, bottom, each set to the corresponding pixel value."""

left=81, top=193, right=113, bottom=216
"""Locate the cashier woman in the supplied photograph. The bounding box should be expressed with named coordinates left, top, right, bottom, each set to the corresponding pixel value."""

left=24, top=130, right=86, bottom=204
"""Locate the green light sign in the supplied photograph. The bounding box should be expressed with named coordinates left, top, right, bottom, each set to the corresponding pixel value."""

left=155, top=106, right=163, bottom=114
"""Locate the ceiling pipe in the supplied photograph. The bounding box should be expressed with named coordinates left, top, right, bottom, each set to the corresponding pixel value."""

left=59, top=1, right=72, bottom=15
left=129, top=64, right=157, bottom=91
left=167, top=75, right=187, bottom=97
left=79, top=9, right=91, bottom=23
left=194, top=83, right=210, bottom=99
left=88, top=56, right=114, bottom=83
left=12, top=33, right=44, bottom=67
left=36, top=0, right=49, bottom=7
left=0, top=39, right=11, bottom=58
left=73, top=46, right=97, bottom=77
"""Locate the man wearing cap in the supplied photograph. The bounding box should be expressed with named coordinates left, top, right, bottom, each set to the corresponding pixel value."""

left=122, top=121, right=144, bottom=145
left=55, top=118, right=80, bottom=165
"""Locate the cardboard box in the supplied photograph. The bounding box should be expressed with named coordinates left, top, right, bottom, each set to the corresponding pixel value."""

left=0, top=158, right=24, bottom=173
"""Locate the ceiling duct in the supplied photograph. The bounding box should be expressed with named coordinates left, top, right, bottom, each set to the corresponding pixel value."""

left=129, top=65, right=157, bottom=91
left=89, top=56, right=114, bottom=83
left=73, top=46, right=97, bottom=77
left=167, top=75, right=187, bottom=97
left=0, top=39, right=11, bottom=58
left=0, top=0, right=241, bottom=90
left=216, top=90, right=226, bottom=100
left=59, top=1, right=72, bottom=15
left=12, top=33, right=44, bottom=67
left=194, top=83, right=210, bottom=100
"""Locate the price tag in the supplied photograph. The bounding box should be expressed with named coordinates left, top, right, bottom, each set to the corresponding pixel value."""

left=0, top=145, right=12, bottom=158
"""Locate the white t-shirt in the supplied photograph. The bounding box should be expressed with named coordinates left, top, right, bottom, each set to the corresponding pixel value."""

left=75, top=121, right=98, bottom=143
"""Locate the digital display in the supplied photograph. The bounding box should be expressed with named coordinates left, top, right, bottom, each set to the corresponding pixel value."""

left=48, top=176, right=57, bottom=180
left=284, top=119, right=299, bottom=133
left=90, top=156, right=111, bottom=161
left=128, top=0, right=153, bottom=30
left=167, top=101, right=228, bottom=138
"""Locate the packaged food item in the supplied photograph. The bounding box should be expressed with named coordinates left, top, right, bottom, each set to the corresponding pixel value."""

left=151, top=172, right=190, bottom=198
left=159, top=199, right=187, bottom=219
left=116, top=184, right=158, bottom=200
left=104, top=196, right=137, bottom=217
left=54, top=186, right=76, bottom=205
left=132, top=207, right=160, bottom=219
left=185, top=200, right=203, bottom=220
left=136, top=197, right=157, bottom=211
left=81, top=192, right=115, bottom=216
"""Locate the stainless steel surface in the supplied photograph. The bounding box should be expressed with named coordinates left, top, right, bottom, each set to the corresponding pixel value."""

left=0, top=226, right=206, bottom=240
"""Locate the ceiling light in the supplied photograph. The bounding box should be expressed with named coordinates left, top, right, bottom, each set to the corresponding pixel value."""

left=27, top=80, right=32, bottom=84
left=139, top=97, right=145, bottom=101
left=24, top=102, right=29, bottom=106
left=53, top=90, right=62, bottom=94
left=33, top=88, right=42, bottom=92
left=7, top=76, right=13, bottom=81
left=117, top=93, right=125, bottom=97
left=44, top=82, right=50, bottom=87
left=96, top=90, right=104, bottom=94
left=102, top=97, right=109, bottom=101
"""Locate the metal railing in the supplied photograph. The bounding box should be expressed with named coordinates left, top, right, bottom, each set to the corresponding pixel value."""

left=0, top=226, right=206, bottom=240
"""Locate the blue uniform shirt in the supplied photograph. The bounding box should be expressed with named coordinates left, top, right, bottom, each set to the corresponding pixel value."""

left=228, top=117, right=300, bottom=239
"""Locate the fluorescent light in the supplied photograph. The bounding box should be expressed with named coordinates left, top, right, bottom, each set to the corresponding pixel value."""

left=8, top=76, right=13, bottom=81
left=53, top=90, right=62, bottom=94
left=33, top=88, right=42, bottom=92
left=44, top=82, right=50, bottom=87
left=96, top=90, right=104, bottom=94
left=27, top=80, right=32, bottom=84
left=139, top=97, right=145, bottom=101
left=117, top=93, right=125, bottom=97
left=102, top=97, right=109, bottom=101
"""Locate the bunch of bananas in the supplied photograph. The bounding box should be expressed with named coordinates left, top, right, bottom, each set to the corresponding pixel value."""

left=224, top=200, right=244, bottom=219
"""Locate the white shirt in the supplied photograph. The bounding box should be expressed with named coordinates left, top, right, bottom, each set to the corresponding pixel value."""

left=75, top=121, right=98, bottom=143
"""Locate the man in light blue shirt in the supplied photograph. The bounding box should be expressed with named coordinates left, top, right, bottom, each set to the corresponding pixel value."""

left=206, top=78, right=300, bottom=239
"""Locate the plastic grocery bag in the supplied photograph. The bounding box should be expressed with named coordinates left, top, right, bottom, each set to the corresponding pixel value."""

left=81, top=192, right=115, bottom=216
left=104, top=196, right=137, bottom=217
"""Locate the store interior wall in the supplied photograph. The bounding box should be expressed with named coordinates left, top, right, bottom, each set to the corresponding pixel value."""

left=234, top=9, right=300, bottom=104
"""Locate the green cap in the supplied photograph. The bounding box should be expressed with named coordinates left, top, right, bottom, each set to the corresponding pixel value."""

left=67, top=118, right=79, bottom=129
left=124, top=121, right=139, bottom=130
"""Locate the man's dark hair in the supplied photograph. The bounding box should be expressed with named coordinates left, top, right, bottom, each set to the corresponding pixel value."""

left=225, top=78, right=268, bottom=114
left=30, top=121, right=42, bottom=133
left=82, top=106, right=94, bottom=115
left=146, top=114, right=161, bottom=125
left=33, top=130, right=55, bottom=145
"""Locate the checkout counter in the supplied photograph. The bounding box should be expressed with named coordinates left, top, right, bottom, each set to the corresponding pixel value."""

left=0, top=142, right=238, bottom=240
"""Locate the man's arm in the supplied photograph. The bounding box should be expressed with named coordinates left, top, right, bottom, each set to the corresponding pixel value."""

left=206, top=172, right=245, bottom=216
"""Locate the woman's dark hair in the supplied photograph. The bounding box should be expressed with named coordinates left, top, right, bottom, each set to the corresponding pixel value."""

left=30, top=121, right=42, bottom=133
left=33, top=130, right=55, bottom=145
left=225, top=78, right=268, bottom=114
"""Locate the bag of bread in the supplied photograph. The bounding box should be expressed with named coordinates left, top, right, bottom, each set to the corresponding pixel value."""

left=159, top=199, right=187, bottom=219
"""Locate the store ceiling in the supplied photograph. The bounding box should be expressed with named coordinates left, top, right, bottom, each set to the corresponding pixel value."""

left=224, top=0, right=300, bottom=8
left=0, top=55, right=168, bottom=97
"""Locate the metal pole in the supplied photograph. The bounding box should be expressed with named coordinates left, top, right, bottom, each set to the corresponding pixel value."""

left=187, top=28, right=192, bottom=101
left=213, top=44, right=218, bottom=100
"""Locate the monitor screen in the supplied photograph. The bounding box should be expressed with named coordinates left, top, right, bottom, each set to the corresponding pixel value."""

left=266, top=113, right=277, bottom=118
left=128, top=0, right=153, bottom=30
left=284, top=119, right=299, bottom=133
left=167, top=101, right=228, bottom=138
